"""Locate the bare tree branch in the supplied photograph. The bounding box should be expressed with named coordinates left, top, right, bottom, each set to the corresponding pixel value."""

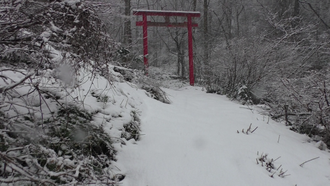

left=0, top=72, right=35, bottom=93
left=300, top=1, right=330, bottom=29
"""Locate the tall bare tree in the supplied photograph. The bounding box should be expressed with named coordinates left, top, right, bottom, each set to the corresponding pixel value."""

left=124, top=0, right=132, bottom=48
left=203, top=0, right=211, bottom=85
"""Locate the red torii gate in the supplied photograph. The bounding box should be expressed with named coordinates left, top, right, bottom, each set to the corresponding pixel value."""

left=133, top=9, right=201, bottom=86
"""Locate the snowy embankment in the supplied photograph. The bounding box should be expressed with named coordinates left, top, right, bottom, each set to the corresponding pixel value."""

left=1, top=65, right=329, bottom=185
left=115, top=85, right=330, bottom=186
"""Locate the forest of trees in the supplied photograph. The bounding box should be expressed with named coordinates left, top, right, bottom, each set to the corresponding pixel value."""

left=107, top=0, right=330, bottom=147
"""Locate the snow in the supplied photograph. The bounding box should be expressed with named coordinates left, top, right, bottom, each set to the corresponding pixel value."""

left=64, top=0, right=81, bottom=9
left=133, top=9, right=200, bottom=17
left=50, top=21, right=63, bottom=33
left=115, top=85, right=330, bottom=186
left=1, top=64, right=330, bottom=185
left=133, top=9, right=200, bottom=15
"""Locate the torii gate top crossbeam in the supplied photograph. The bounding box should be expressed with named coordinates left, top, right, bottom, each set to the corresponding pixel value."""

left=133, top=9, right=200, bottom=86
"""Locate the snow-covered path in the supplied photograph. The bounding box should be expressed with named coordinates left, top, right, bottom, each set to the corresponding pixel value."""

left=116, top=86, right=330, bottom=186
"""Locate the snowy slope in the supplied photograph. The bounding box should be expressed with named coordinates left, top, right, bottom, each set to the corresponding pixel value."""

left=115, top=86, right=330, bottom=186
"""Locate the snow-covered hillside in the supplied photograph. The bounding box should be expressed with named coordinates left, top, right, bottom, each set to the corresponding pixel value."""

left=1, top=65, right=330, bottom=186
left=114, top=85, right=330, bottom=186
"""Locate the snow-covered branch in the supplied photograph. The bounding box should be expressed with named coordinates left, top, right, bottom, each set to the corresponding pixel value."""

left=0, top=72, right=34, bottom=93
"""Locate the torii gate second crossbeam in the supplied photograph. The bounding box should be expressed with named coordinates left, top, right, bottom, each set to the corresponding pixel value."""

left=133, top=9, right=201, bottom=86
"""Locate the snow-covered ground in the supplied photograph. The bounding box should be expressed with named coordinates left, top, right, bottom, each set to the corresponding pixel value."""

left=114, top=85, right=330, bottom=186
left=1, top=65, right=330, bottom=185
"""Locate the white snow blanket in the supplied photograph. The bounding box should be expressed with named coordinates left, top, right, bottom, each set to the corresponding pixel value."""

left=115, top=86, right=330, bottom=186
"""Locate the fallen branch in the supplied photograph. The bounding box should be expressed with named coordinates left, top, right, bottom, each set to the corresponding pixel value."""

left=300, top=157, right=320, bottom=167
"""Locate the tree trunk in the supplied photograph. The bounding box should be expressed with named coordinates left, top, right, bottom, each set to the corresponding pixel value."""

left=236, top=5, right=244, bottom=37
left=193, top=0, right=197, bottom=11
left=204, top=0, right=210, bottom=85
left=293, top=0, right=300, bottom=17
left=222, top=0, right=233, bottom=40
left=178, top=48, right=185, bottom=78
left=124, top=0, right=132, bottom=48
left=174, top=33, right=185, bottom=78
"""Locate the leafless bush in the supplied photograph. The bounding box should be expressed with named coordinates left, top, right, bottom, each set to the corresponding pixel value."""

left=268, top=71, right=330, bottom=147
left=206, top=37, right=282, bottom=104
left=0, top=68, right=121, bottom=185
left=0, top=0, right=115, bottom=74
left=0, top=0, right=123, bottom=185
left=253, top=6, right=330, bottom=147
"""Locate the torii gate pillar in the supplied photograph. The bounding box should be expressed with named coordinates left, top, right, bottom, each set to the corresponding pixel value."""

left=133, top=10, right=201, bottom=86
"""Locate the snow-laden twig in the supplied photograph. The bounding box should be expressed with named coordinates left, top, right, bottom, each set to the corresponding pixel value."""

left=0, top=72, right=35, bottom=93
left=300, top=157, right=320, bottom=167
left=0, top=152, right=56, bottom=185
left=74, top=161, right=83, bottom=178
